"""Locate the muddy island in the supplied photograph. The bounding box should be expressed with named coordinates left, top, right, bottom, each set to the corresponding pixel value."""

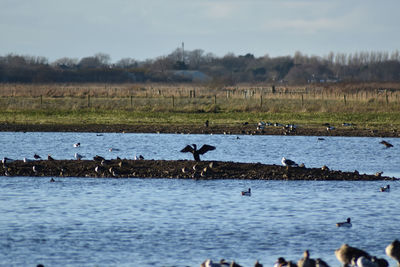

left=1, top=159, right=397, bottom=181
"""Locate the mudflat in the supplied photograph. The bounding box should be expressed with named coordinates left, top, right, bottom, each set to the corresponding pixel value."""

left=2, top=159, right=396, bottom=181
left=0, top=123, right=399, bottom=137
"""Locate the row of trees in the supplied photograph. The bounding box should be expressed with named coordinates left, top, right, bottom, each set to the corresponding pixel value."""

left=1, top=49, right=400, bottom=84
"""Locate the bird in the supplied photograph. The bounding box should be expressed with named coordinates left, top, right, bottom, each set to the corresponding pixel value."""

left=50, top=178, right=55, bottom=182
left=241, top=188, right=251, bottom=196
left=386, top=240, right=400, bottom=266
left=380, top=140, right=393, bottom=148
left=93, top=155, right=105, bottom=162
left=94, top=165, right=104, bottom=174
left=2, top=157, right=14, bottom=164
left=109, top=147, right=120, bottom=152
left=274, top=257, right=288, bottom=267
left=23, top=157, right=32, bottom=163
left=134, top=154, right=144, bottom=160
left=356, top=256, right=376, bottom=267
left=335, top=244, right=371, bottom=267
left=297, top=250, right=316, bottom=267
left=73, top=142, right=81, bottom=147
left=200, top=259, right=242, bottom=267
left=34, top=153, right=41, bottom=159
left=315, top=258, right=330, bottom=267
left=326, top=126, right=335, bottom=132
left=254, top=260, right=263, bottom=267
left=380, top=185, right=390, bottom=192
left=47, top=154, right=55, bottom=161
left=281, top=157, right=298, bottom=167
left=204, top=120, right=209, bottom=127
left=336, top=218, right=352, bottom=227
left=180, top=144, right=216, bottom=161
left=74, top=153, right=84, bottom=160
left=32, top=165, right=42, bottom=174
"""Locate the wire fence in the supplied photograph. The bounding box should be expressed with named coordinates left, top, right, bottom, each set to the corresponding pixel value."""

left=0, top=90, right=399, bottom=113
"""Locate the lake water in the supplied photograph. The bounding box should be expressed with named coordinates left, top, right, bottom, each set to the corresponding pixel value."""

left=0, top=132, right=399, bottom=266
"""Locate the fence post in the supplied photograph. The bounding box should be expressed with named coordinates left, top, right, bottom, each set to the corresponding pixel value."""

left=344, top=94, right=347, bottom=105
left=172, top=96, right=175, bottom=108
left=130, top=96, right=133, bottom=107
left=386, top=92, right=389, bottom=105
left=40, top=95, right=43, bottom=108
left=214, top=95, right=217, bottom=105
left=301, top=94, right=304, bottom=107
left=260, top=95, right=263, bottom=108
left=87, top=95, right=90, bottom=107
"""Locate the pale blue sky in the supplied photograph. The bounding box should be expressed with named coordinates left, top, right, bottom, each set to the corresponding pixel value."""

left=1, top=0, right=399, bottom=62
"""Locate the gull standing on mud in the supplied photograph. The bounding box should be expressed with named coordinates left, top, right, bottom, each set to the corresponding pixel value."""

left=74, top=153, right=84, bottom=160
left=281, top=157, right=298, bottom=167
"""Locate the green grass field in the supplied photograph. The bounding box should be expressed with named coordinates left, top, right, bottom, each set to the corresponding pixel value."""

left=0, top=83, right=399, bottom=130
left=1, top=109, right=399, bottom=131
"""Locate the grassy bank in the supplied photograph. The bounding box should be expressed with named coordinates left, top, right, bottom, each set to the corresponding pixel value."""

left=1, top=109, right=399, bottom=130
left=0, top=83, right=399, bottom=131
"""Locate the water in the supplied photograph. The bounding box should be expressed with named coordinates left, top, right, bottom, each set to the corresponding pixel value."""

left=0, top=132, right=399, bottom=266
left=1, top=132, right=399, bottom=177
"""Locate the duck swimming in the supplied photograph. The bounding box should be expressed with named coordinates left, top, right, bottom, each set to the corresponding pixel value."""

left=336, top=218, right=352, bottom=227
left=180, top=144, right=216, bottom=161
left=380, top=140, right=393, bottom=148
left=380, top=185, right=390, bottom=192
left=241, top=188, right=251, bottom=196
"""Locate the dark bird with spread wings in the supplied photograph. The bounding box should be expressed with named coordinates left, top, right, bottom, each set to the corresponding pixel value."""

left=180, top=144, right=216, bottom=161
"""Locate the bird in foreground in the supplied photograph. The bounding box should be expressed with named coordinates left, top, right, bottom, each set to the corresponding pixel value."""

left=274, top=258, right=288, bottom=267
left=380, top=140, right=393, bottom=148
left=335, top=244, right=371, bottom=267
left=297, top=250, right=316, bottom=267
left=74, top=153, right=84, bottom=160
left=380, top=185, right=390, bottom=192
left=281, top=157, right=298, bottom=167
left=200, top=259, right=242, bottom=267
left=336, top=218, right=352, bottom=227
left=180, top=144, right=216, bottom=161
left=241, top=188, right=251, bottom=196
left=386, top=239, right=400, bottom=266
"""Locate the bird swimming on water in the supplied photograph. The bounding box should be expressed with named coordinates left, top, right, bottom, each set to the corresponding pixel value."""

left=241, top=188, right=251, bottom=196
left=380, top=184, right=390, bottom=192
left=380, top=140, right=393, bottom=148
left=180, top=144, right=216, bottom=161
left=336, top=217, right=352, bottom=227
left=34, top=153, right=41, bottom=159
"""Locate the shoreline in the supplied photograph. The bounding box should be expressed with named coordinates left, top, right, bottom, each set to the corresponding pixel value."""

left=1, top=159, right=397, bottom=181
left=0, top=123, right=399, bottom=137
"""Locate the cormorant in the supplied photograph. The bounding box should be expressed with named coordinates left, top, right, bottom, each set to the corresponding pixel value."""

left=180, top=144, right=216, bottom=161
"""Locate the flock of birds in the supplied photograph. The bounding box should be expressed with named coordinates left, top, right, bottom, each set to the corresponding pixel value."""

left=201, top=239, right=400, bottom=267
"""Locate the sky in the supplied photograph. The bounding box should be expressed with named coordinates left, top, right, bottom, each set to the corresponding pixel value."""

left=1, top=0, right=400, bottom=63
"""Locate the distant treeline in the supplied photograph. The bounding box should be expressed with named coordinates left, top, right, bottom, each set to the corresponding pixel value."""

left=1, top=48, right=400, bottom=85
